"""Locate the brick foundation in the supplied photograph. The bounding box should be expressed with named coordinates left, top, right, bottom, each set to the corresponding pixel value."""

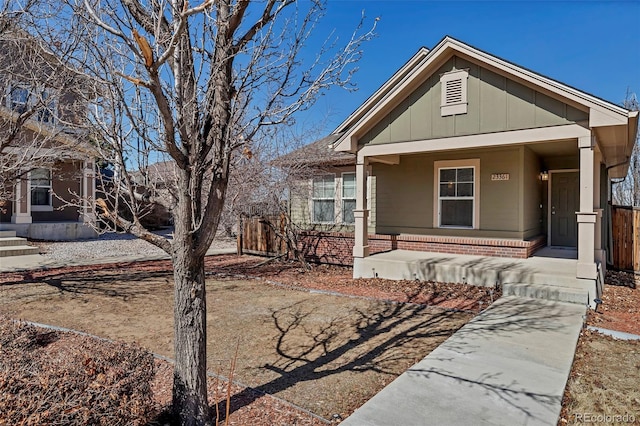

left=298, top=231, right=547, bottom=266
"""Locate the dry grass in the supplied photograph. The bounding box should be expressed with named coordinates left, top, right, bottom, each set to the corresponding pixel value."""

left=559, top=330, right=640, bottom=425
left=0, top=271, right=472, bottom=420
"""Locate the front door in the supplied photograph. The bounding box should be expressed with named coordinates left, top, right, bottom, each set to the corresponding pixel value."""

left=550, top=171, right=579, bottom=247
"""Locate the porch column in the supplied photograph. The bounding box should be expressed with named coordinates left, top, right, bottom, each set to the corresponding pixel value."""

left=79, top=159, right=96, bottom=224
left=11, top=176, right=32, bottom=224
left=576, top=135, right=597, bottom=280
left=593, top=148, right=605, bottom=267
left=353, top=157, right=369, bottom=258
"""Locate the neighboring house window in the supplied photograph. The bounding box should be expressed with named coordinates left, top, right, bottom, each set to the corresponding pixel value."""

left=342, top=172, right=356, bottom=224
left=30, top=168, right=52, bottom=210
left=37, top=90, right=57, bottom=124
left=440, top=69, right=469, bottom=116
left=435, top=160, right=479, bottom=228
left=9, top=85, right=30, bottom=114
left=6, top=84, right=57, bottom=123
left=312, top=174, right=336, bottom=223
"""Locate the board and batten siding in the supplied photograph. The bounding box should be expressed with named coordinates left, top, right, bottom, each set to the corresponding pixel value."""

left=359, top=55, right=589, bottom=146
left=373, top=146, right=545, bottom=239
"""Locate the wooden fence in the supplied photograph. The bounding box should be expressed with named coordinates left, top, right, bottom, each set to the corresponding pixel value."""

left=237, top=215, right=286, bottom=257
left=611, top=206, right=639, bottom=272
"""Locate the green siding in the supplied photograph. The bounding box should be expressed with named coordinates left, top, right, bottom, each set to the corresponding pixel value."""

left=373, top=147, right=531, bottom=238
left=360, top=56, right=589, bottom=146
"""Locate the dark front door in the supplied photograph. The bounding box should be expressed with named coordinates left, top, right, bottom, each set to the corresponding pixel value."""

left=550, top=171, right=579, bottom=247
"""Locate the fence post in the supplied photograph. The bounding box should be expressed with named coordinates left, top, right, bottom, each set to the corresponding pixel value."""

left=237, top=215, right=243, bottom=255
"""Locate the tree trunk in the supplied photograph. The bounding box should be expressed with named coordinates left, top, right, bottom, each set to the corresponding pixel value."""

left=172, top=244, right=210, bottom=425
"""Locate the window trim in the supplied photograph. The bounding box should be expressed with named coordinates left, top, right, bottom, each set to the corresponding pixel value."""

left=30, top=167, right=53, bottom=212
left=433, top=159, right=480, bottom=229
left=341, top=172, right=356, bottom=225
left=440, top=69, right=469, bottom=116
left=311, top=173, right=336, bottom=224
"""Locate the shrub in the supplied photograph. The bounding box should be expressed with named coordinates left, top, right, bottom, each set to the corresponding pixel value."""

left=0, top=317, right=156, bottom=425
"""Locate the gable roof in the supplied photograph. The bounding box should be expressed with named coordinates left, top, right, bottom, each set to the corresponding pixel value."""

left=275, top=134, right=354, bottom=167
left=331, top=36, right=637, bottom=162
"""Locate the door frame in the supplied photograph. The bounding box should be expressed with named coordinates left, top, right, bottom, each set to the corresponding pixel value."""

left=547, top=169, right=579, bottom=248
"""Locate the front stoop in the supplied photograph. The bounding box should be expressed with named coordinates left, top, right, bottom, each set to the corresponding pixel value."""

left=0, top=231, right=40, bottom=257
left=502, top=283, right=590, bottom=306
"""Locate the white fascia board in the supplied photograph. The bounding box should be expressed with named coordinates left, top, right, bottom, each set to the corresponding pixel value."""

left=356, top=124, right=591, bottom=162
left=333, top=47, right=430, bottom=136
left=337, top=36, right=631, bottom=153
left=443, top=38, right=629, bottom=120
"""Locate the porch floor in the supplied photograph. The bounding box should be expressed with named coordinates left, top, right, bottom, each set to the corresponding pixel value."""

left=354, top=248, right=595, bottom=306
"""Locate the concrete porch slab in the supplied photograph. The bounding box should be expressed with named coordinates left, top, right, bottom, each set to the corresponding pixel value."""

left=354, top=250, right=594, bottom=306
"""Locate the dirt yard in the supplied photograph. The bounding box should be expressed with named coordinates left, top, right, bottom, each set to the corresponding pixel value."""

left=0, top=264, right=473, bottom=420
left=559, top=330, right=640, bottom=425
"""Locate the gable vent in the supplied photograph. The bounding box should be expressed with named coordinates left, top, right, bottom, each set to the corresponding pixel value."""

left=445, top=79, right=463, bottom=104
left=440, top=69, right=469, bottom=116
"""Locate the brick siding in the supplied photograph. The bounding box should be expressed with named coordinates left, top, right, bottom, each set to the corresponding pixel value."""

left=298, top=231, right=547, bottom=266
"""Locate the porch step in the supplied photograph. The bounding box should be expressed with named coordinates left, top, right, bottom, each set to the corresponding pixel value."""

left=502, top=283, right=590, bottom=306
left=0, top=230, right=17, bottom=238
left=0, top=237, right=30, bottom=247
left=0, top=245, right=40, bottom=257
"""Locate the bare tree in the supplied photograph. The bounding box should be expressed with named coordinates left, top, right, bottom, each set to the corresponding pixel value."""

left=36, top=1, right=375, bottom=423
left=612, top=89, right=639, bottom=206
left=0, top=0, right=88, bottom=209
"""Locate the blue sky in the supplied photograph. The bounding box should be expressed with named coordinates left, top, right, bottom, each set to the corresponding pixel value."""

left=299, top=0, right=640, bottom=136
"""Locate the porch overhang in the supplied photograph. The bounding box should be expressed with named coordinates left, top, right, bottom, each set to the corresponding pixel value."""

left=355, top=124, right=591, bottom=162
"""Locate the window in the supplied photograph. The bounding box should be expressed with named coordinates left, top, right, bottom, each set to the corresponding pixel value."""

left=6, top=84, right=57, bottom=123
left=30, top=168, right=52, bottom=209
left=342, top=173, right=356, bottom=224
left=37, top=90, right=57, bottom=124
left=435, top=160, right=479, bottom=228
left=9, top=86, right=30, bottom=114
left=440, top=69, right=469, bottom=116
left=312, top=174, right=335, bottom=223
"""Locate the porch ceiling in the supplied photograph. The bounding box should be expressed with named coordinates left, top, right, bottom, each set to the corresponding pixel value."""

left=526, top=139, right=578, bottom=158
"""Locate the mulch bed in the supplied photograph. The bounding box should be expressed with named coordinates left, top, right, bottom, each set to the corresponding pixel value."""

left=587, top=269, right=640, bottom=335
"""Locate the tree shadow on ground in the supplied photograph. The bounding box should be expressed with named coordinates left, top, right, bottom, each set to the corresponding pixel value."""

left=0, top=269, right=172, bottom=302
left=396, top=297, right=584, bottom=424
left=211, top=288, right=470, bottom=422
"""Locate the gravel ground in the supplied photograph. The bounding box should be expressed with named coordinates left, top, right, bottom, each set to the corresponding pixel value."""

left=34, top=229, right=236, bottom=263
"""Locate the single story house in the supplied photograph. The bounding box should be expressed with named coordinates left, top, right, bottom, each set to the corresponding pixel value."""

left=284, top=36, right=638, bottom=300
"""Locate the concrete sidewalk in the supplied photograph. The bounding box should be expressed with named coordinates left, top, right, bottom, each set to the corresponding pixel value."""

left=0, top=247, right=236, bottom=272
left=341, top=296, right=586, bottom=426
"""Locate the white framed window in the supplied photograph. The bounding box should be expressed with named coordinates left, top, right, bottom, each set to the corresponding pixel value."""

left=434, top=159, right=479, bottom=229
left=312, top=174, right=336, bottom=223
left=341, top=172, right=356, bottom=224
left=30, top=168, right=53, bottom=211
left=440, top=69, right=469, bottom=116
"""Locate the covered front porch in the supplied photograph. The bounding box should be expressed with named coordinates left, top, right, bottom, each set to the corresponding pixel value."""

left=351, top=125, right=605, bottom=288
left=353, top=247, right=601, bottom=307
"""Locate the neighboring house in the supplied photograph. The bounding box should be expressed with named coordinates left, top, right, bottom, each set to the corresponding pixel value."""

left=285, top=36, right=638, bottom=293
left=0, top=32, right=97, bottom=241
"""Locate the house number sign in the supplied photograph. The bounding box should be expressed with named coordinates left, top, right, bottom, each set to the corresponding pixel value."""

left=491, top=173, right=510, bottom=181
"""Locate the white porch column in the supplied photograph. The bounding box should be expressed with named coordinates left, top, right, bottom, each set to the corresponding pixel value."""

left=79, top=159, right=96, bottom=224
left=576, top=135, right=597, bottom=280
left=11, top=176, right=32, bottom=224
left=353, top=157, right=369, bottom=258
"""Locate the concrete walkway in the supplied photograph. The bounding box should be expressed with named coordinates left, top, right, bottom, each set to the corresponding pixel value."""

left=342, top=296, right=586, bottom=426
left=0, top=247, right=236, bottom=272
